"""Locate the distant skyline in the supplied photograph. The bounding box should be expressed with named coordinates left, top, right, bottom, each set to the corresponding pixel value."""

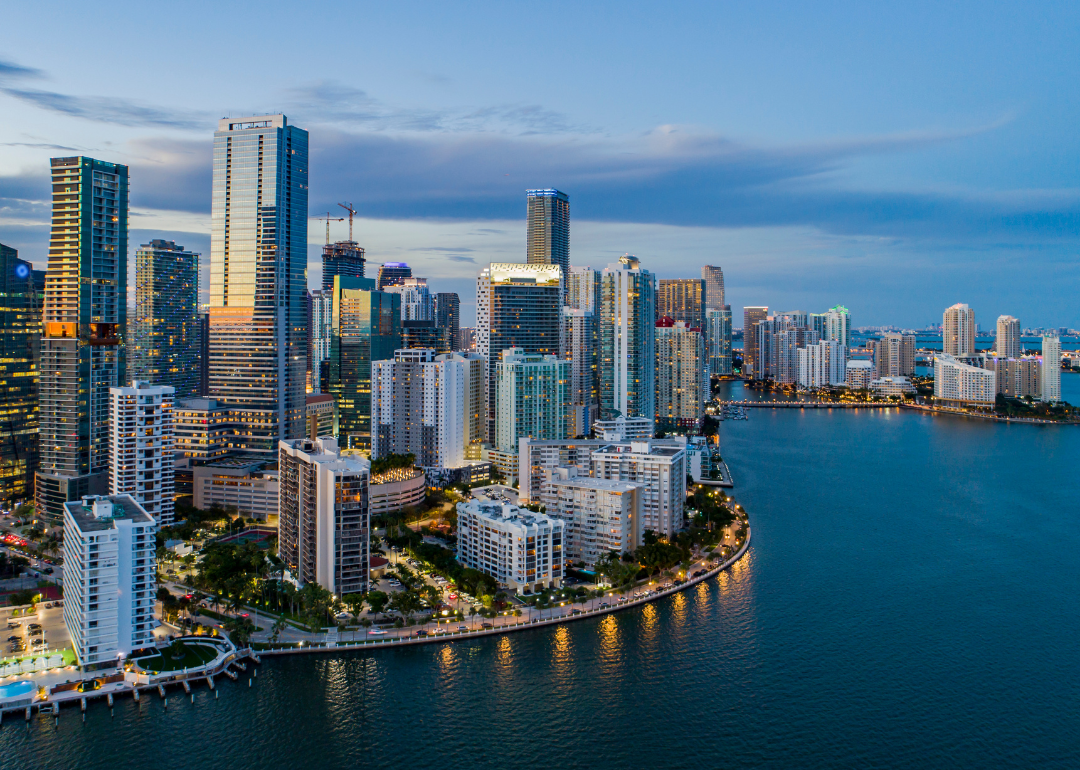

left=2, top=1, right=1079, bottom=327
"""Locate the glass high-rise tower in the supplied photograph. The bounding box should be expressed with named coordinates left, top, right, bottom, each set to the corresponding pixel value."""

left=526, top=190, right=569, bottom=275
left=130, top=239, right=200, bottom=399
left=36, top=157, right=128, bottom=522
left=701, top=265, right=725, bottom=311
left=328, top=276, right=401, bottom=450
left=208, top=115, right=308, bottom=455
left=0, top=243, right=44, bottom=504
left=599, top=255, right=656, bottom=424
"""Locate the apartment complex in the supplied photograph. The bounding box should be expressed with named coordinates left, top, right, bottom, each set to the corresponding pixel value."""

left=996, top=315, right=1021, bottom=359
left=109, top=381, right=175, bottom=526
left=278, top=437, right=370, bottom=595
left=706, top=306, right=733, bottom=377
left=701, top=265, right=725, bottom=311
left=37, top=157, right=128, bottom=521
left=562, top=307, right=598, bottom=436
left=934, top=354, right=996, bottom=406
left=526, top=189, right=570, bottom=277
left=548, top=470, right=643, bottom=567
left=372, top=348, right=467, bottom=470
left=943, top=303, right=976, bottom=357
left=657, top=279, right=705, bottom=330
left=590, top=440, right=686, bottom=538
left=655, top=319, right=706, bottom=432
left=873, top=333, right=916, bottom=378
left=494, top=348, right=569, bottom=454
left=457, top=500, right=565, bottom=593
left=129, top=240, right=200, bottom=399
left=600, top=256, right=656, bottom=424
left=63, top=495, right=156, bottom=666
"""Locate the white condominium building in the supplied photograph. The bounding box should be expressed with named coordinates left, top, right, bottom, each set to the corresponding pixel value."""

left=457, top=500, right=565, bottom=594
left=845, top=359, right=875, bottom=389
left=824, top=305, right=851, bottom=347
left=943, top=303, right=976, bottom=357
left=934, top=354, right=996, bottom=406
left=109, top=381, right=175, bottom=526
left=516, top=437, right=607, bottom=506
left=63, top=495, right=157, bottom=667
left=548, top=469, right=642, bottom=567
left=1041, top=335, right=1061, bottom=402
left=278, top=437, right=370, bottom=595
left=372, top=348, right=468, bottom=470
left=996, top=315, right=1021, bottom=359
left=655, top=318, right=706, bottom=432
left=592, top=416, right=654, bottom=441
left=870, top=376, right=915, bottom=397
left=873, top=333, right=916, bottom=378
left=798, top=340, right=847, bottom=388
left=383, top=277, right=434, bottom=321
left=590, top=440, right=686, bottom=538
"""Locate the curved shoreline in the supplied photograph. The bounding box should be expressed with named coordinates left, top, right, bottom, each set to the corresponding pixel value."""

left=258, top=528, right=753, bottom=657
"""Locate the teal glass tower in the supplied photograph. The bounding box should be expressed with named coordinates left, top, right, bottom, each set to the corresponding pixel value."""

left=328, top=276, right=401, bottom=450
left=36, top=157, right=128, bottom=522
left=208, top=115, right=308, bottom=455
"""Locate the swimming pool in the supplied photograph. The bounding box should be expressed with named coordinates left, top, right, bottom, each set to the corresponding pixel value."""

left=0, top=681, right=35, bottom=700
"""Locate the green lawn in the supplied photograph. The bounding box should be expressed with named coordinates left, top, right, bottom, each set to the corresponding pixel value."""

left=134, top=642, right=219, bottom=673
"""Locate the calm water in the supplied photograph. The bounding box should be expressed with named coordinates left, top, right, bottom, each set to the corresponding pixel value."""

left=4, top=384, right=1079, bottom=769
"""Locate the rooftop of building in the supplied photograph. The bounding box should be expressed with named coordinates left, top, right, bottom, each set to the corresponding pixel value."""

left=594, top=441, right=684, bottom=458
left=459, top=500, right=561, bottom=528
left=305, top=394, right=335, bottom=405
left=64, top=495, right=154, bottom=532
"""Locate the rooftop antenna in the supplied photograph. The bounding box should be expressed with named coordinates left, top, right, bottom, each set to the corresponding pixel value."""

left=338, top=202, right=358, bottom=242
left=317, top=212, right=344, bottom=245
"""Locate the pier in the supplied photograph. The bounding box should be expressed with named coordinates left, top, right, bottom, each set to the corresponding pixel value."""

left=717, top=400, right=895, bottom=409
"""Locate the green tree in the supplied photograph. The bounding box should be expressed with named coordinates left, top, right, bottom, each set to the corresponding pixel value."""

left=367, top=590, right=389, bottom=622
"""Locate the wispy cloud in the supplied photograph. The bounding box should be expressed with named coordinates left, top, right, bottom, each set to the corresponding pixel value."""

left=283, top=79, right=585, bottom=135
left=0, top=88, right=209, bottom=130
left=0, top=142, right=78, bottom=150
left=0, top=58, right=43, bottom=80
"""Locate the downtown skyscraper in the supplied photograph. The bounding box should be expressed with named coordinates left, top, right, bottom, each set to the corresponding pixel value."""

left=130, top=239, right=200, bottom=399
left=526, top=190, right=570, bottom=276
left=476, top=262, right=562, bottom=440
left=0, top=243, right=44, bottom=504
left=701, top=265, right=725, bottom=310
left=208, top=115, right=308, bottom=455
left=37, top=157, right=128, bottom=522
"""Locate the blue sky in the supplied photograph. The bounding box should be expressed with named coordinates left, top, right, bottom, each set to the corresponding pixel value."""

left=1, top=0, right=1078, bottom=327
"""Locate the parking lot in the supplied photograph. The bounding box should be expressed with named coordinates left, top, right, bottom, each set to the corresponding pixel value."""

left=4, top=601, right=70, bottom=658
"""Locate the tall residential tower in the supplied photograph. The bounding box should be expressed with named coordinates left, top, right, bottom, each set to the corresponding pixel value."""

left=526, top=189, right=570, bottom=275
left=37, top=157, right=128, bottom=522
left=130, top=239, right=200, bottom=399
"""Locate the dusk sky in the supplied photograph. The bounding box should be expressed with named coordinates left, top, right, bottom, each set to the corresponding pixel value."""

left=1, top=1, right=1078, bottom=328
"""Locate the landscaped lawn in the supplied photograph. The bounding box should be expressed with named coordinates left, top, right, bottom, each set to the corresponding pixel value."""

left=134, top=642, right=219, bottom=673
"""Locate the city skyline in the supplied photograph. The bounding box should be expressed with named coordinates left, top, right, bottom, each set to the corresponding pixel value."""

left=1, top=3, right=1078, bottom=328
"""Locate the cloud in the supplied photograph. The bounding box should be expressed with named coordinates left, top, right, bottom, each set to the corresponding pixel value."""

left=0, top=58, right=43, bottom=80
left=0, top=142, right=79, bottom=151
left=445, top=255, right=476, bottom=263
left=283, top=79, right=583, bottom=134
left=0, top=88, right=210, bottom=130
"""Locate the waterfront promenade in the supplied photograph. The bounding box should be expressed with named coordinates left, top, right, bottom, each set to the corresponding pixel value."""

left=717, top=400, right=894, bottom=409
left=254, top=529, right=752, bottom=656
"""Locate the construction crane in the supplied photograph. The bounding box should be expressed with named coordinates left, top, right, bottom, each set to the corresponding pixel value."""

left=338, top=202, right=358, bottom=242
left=317, top=212, right=344, bottom=245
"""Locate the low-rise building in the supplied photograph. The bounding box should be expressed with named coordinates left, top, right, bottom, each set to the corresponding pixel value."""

left=845, top=359, right=875, bottom=389
left=548, top=469, right=642, bottom=566
left=456, top=500, right=564, bottom=593
left=368, top=465, right=427, bottom=516
left=63, top=495, right=156, bottom=667
left=193, top=459, right=279, bottom=520
left=278, top=437, right=370, bottom=595
left=934, top=354, right=996, bottom=406
left=870, top=376, right=915, bottom=398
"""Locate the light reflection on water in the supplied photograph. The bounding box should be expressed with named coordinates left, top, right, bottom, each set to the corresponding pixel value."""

left=6, top=394, right=1080, bottom=770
